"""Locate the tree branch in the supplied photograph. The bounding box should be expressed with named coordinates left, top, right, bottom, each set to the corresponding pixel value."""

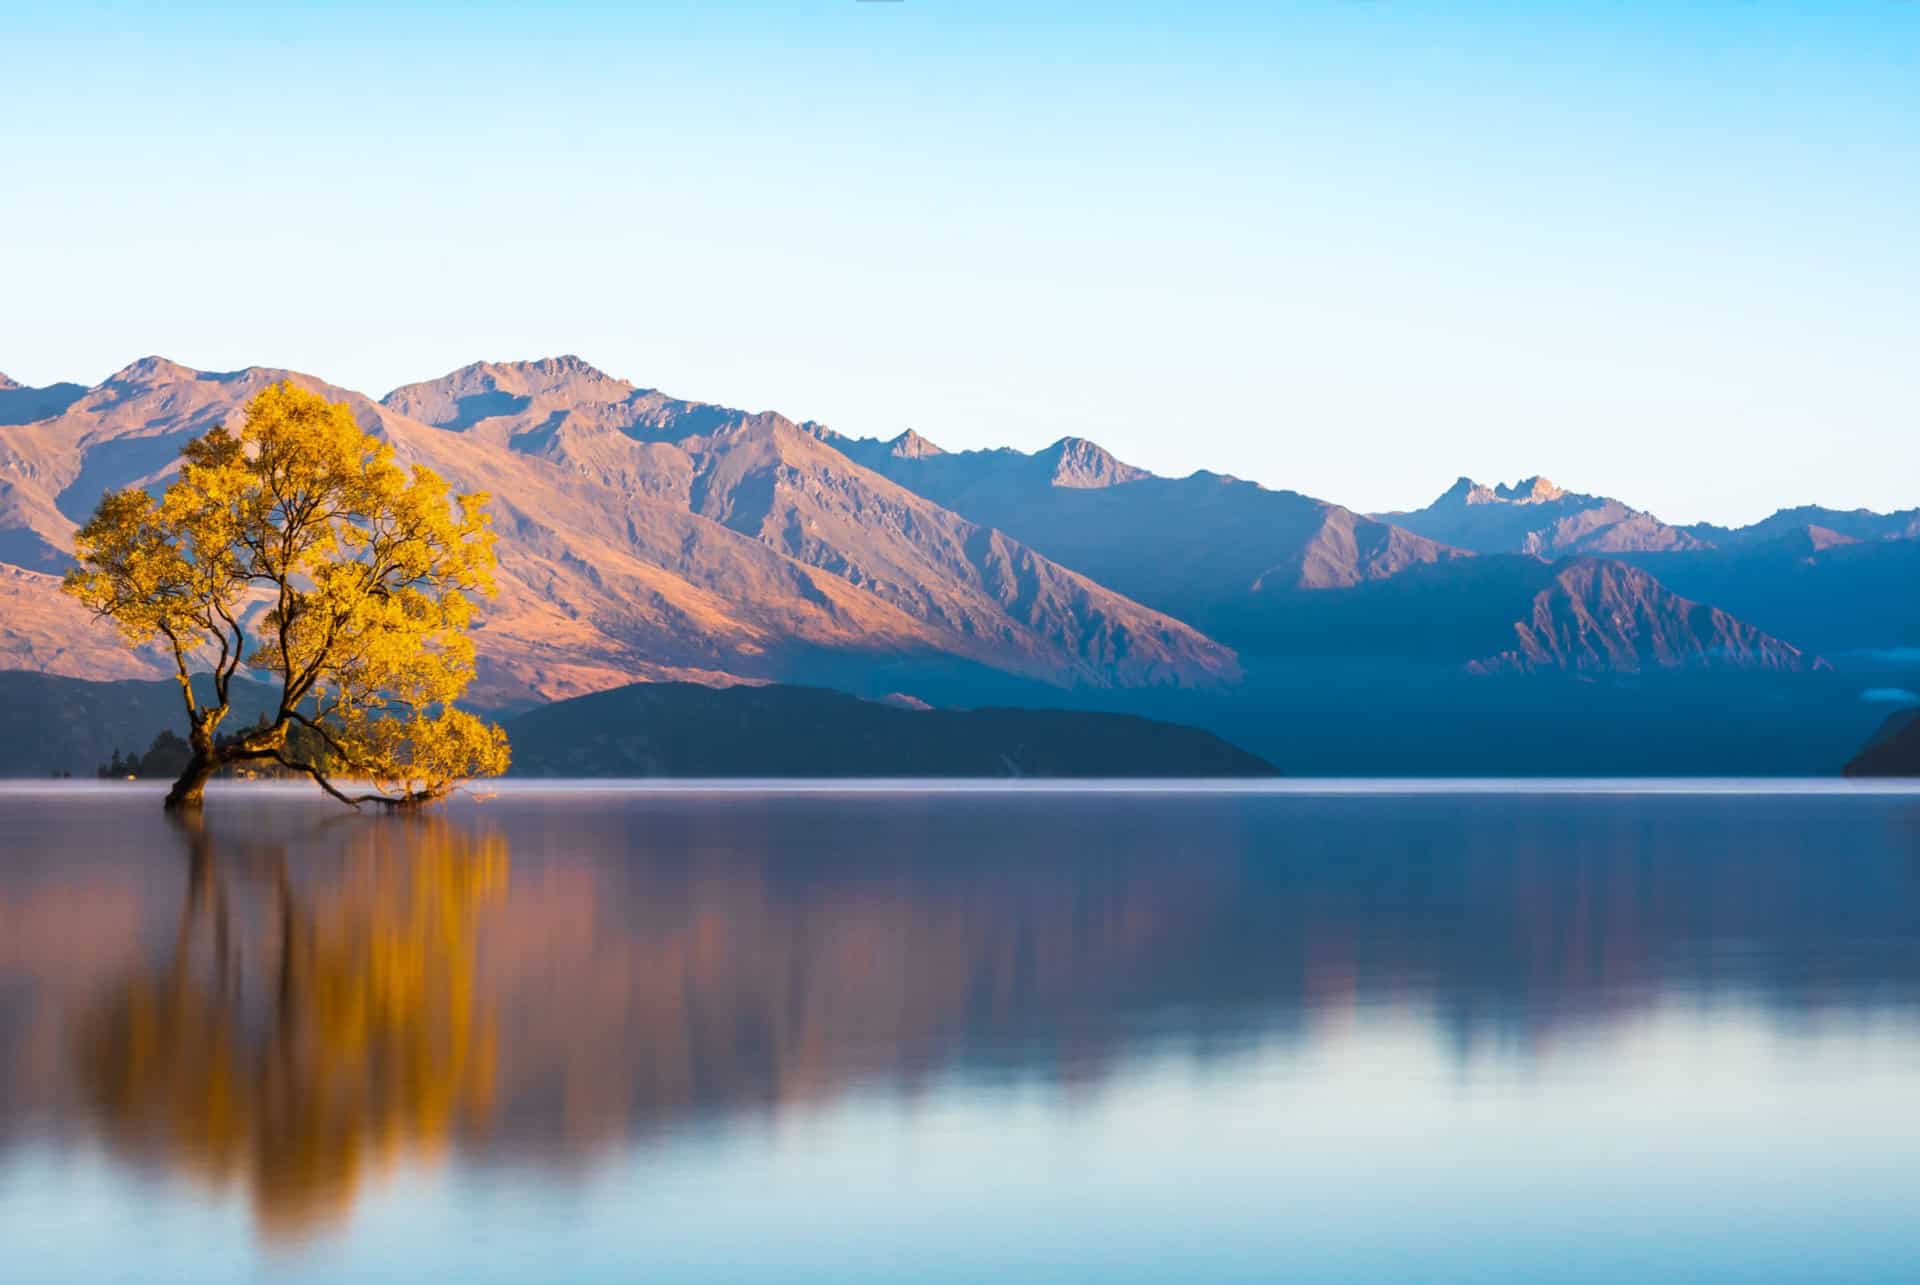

left=155, top=621, right=200, bottom=725
left=288, top=710, right=357, bottom=763
left=267, top=750, right=364, bottom=809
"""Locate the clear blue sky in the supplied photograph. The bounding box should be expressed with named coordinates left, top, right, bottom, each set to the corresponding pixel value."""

left=4, top=1, right=1916, bottom=525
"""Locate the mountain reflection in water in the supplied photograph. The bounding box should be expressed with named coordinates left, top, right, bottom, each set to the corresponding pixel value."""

left=2, top=784, right=1919, bottom=1277
left=71, top=813, right=504, bottom=1240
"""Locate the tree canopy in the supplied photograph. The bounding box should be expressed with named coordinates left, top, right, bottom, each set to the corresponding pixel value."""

left=63, top=381, right=509, bottom=809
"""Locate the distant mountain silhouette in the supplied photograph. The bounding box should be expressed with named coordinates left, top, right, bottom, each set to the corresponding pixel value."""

left=505, top=682, right=1276, bottom=777
left=1689, top=505, right=1920, bottom=548
left=1385, top=475, right=1920, bottom=564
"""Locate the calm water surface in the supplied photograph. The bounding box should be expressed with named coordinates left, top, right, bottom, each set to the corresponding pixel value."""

left=2, top=781, right=1918, bottom=1283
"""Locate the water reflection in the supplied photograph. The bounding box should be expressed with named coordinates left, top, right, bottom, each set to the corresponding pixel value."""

left=1, top=786, right=1919, bottom=1265
left=70, top=812, right=504, bottom=1240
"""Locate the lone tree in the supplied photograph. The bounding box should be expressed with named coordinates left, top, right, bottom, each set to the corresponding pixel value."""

left=63, top=382, right=510, bottom=810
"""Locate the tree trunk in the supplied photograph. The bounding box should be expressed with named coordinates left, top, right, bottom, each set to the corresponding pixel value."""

left=164, top=750, right=218, bottom=812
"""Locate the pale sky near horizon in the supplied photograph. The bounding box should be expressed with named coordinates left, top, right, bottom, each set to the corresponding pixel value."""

left=3, top=1, right=1916, bottom=525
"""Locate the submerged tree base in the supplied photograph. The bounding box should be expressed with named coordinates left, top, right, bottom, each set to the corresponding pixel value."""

left=160, top=749, right=463, bottom=812
left=163, top=752, right=215, bottom=812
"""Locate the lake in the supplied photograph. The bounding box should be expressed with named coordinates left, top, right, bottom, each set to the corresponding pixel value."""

left=2, top=781, right=1919, bottom=1283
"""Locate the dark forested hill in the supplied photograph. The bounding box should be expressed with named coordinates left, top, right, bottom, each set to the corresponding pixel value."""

left=0, top=671, right=279, bottom=778
left=1844, top=708, right=1920, bottom=778
left=502, top=682, right=1276, bottom=778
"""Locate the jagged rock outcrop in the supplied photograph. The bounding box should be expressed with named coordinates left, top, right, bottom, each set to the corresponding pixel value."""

left=1383, top=475, right=1708, bottom=555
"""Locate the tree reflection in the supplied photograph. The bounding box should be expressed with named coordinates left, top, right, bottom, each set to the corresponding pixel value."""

left=38, top=793, right=1920, bottom=1233
left=73, top=812, right=506, bottom=1241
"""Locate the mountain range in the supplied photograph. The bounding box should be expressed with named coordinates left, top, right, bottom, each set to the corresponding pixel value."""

left=2, top=355, right=1913, bottom=772
left=1376, top=471, right=1920, bottom=658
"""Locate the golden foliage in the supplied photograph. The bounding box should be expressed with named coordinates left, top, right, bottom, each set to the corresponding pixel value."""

left=62, top=382, right=508, bottom=807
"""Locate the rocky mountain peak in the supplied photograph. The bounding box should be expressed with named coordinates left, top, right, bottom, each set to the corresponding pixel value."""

left=381, top=356, right=638, bottom=431
left=1041, top=437, right=1150, bottom=489
left=1494, top=476, right=1567, bottom=504
left=511, top=354, right=616, bottom=384
left=889, top=429, right=944, bottom=459
left=107, top=356, right=198, bottom=385
left=1439, top=475, right=1570, bottom=507
left=393, top=355, right=622, bottom=396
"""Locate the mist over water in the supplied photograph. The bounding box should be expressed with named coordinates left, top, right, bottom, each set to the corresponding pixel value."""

left=3, top=784, right=1919, bottom=1282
